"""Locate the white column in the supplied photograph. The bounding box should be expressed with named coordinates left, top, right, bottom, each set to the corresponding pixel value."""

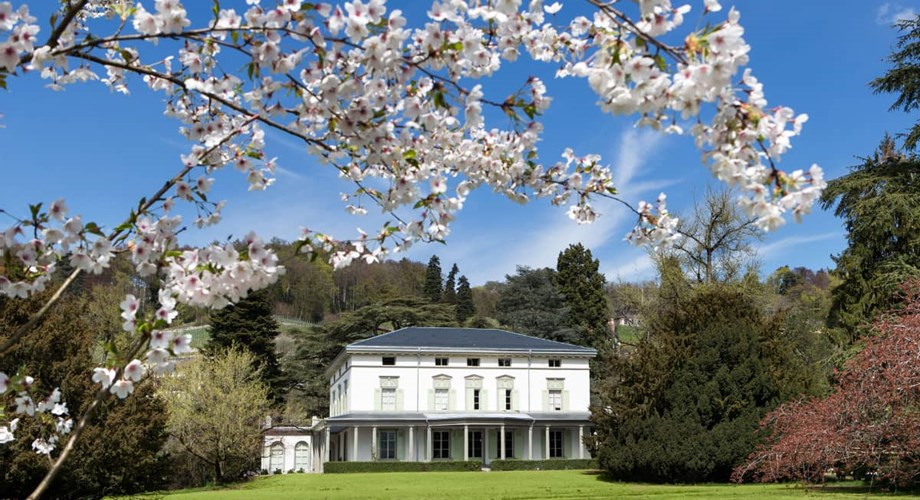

left=324, top=428, right=331, bottom=463
left=528, top=425, right=533, bottom=460
left=427, top=425, right=433, bottom=462
left=500, top=426, right=505, bottom=460
left=578, top=426, right=584, bottom=459
left=372, top=426, right=378, bottom=461
left=353, top=427, right=359, bottom=462
left=544, top=426, right=550, bottom=460
left=409, top=426, right=415, bottom=461
left=463, top=425, right=469, bottom=461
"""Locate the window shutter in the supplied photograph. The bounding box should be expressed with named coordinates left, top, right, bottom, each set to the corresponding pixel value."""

left=542, top=390, right=549, bottom=412
left=449, top=390, right=456, bottom=411
left=512, top=390, right=519, bottom=411
left=396, top=389, right=404, bottom=411
left=480, top=389, right=488, bottom=411
left=562, top=391, right=570, bottom=411
left=428, top=389, right=434, bottom=411
left=465, top=388, right=472, bottom=411
left=374, top=388, right=381, bottom=411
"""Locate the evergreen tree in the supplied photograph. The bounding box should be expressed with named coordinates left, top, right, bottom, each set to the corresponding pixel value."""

left=423, top=255, right=443, bottom=303
left=0, top=290, right=169, bottom=498
left=819, top=136, right=920, bottom=342
left=592, top=285, right=778, bottom=483
left=555, top=243, right=611, bottom=349
left=207, top=289, right=285, bottom=404
left=455, top=275, right=475, bottom=323
left=443, top=264, right=459, bottom=304
left=871, top=16, right=920, bottom=150
left=495, top=267, right=577, bottom=343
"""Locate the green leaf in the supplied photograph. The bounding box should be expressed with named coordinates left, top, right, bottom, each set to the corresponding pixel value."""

left=433, top=91, right=448, bottom=110
left=403, top=149, right=417, bottom=160
left=83, top=222, right=105, bottom=237
left=654, top=54, right=667, bottom=72
left=212, top=0, right=220, bottom=18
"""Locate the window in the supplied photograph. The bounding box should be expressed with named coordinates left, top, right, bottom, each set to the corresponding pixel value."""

left=381, top=388, right=396, bottom=411
left=503, top=431, right=514, bottom=458
left=467, top=358, right=480, bottom=367
left=468, top=430, right=483, bottom=458
left=433, top=430, right=451, bottom=459
left=269, top=442, right=284, bottom=472
left=504, top=389, right=513, bottom=411
left=382, top=356, right=396, bottom=366
left=549, top=430, right=564, bottom=458
left=435, top=357, right=449, bottom=366
left=498, top=358, right=511, bottom=367
left=434, top=388, right=449, bottom=411
left=549, top=389, right=563, bottom=411
left=548, top=359, right=561, bottom=368
left=294, top=442, right=310, bottom=471
left=473, top=389, right=481, bottom=410
left=379, top=430, right=397, bottom=460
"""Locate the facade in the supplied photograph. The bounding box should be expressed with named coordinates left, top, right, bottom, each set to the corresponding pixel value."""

left=323, top=327, right=596, bottom=467
left=261, top=327, right=597, bottom=472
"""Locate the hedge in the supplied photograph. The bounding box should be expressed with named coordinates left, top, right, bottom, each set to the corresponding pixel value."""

left=489, top=459, right=598, bottom=471
left=324, top=461, right=483, bottom=473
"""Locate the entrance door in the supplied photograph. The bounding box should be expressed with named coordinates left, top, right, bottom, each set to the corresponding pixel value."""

left=468, top=430, right=483, bottom=459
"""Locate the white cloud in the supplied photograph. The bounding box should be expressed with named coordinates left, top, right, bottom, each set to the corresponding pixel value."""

left=602, top=253, right=656, bottom=283
left=756, top=231, right=841, bottom=258
left=877, top=2, right=917, bottom=25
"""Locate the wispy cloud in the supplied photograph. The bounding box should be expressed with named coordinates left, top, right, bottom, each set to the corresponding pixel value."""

left=757, top=231, right=841, bottom=258
left=877, top=2, right=917, bottom=25
left=602, top=253, right=656, bottom=283
left=453, top=128, right=668, bottom=284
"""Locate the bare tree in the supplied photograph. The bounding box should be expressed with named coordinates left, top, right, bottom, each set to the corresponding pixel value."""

left=670, top=188, right=762, bottom=284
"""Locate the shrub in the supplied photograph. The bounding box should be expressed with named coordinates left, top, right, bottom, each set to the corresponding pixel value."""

left=489, top=459, right=598, bottom=471
left=324, top=461, right=482, bottom=473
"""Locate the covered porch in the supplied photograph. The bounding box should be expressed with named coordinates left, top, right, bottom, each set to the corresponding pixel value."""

left=323, top=412, right=592, bottom=466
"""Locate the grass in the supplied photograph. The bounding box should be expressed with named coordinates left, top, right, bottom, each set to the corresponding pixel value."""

left=133, top=470, right=908, bottom=500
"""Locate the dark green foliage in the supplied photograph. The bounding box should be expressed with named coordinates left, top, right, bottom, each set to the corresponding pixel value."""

left=264, top=238, right=335, bottom=322
left=324, top=460, right=482, bottom=473
left=819, top=137, right=920, bottom=342
left=456, top=275, right=475, bottom=323
left=495, top=267, right=577, bottom=344
left=443, top=264, right=459, bottom=304
left=555, top=244, right=611, bottom=349
left=592, top=286, right=778, bottom=483
left=489, top=459, right=598, bottom=471
left=284, top=297, right=457, bottom=417
left=207, top=290, right=285, bottom=404
left=424, top=255, right=443, bottom=303
left=0, top=291, right=169, bottom=499
left=871, top=17, right=920, bottom=150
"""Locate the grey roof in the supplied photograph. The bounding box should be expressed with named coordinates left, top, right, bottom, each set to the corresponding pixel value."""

left=348, top=327, right=596, bottom=355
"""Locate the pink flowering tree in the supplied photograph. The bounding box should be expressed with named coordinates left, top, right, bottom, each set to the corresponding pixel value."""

left=0, top=0, right=824, bottom=497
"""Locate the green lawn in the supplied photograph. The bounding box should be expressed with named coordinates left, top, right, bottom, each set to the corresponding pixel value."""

left=142, top=471, right=905, bottom=500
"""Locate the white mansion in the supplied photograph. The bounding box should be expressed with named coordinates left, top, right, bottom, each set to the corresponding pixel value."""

left=262, top=327, right=596, bottom=473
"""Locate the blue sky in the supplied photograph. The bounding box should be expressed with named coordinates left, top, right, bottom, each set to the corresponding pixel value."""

left=0, top=0, right=916, bottom=285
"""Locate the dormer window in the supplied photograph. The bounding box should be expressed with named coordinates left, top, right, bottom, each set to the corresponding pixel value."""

left=382, top=357, right=396, bottom=366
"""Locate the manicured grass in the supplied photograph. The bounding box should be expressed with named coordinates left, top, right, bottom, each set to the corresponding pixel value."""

left=145, top=470, right=905, bottom=500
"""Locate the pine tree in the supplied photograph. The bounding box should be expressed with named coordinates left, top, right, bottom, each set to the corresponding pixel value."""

left=456, top=275, right=475, bottom=323
left=443, top=264, right=459, bottom=304
left=819, top=136, right=920, bottom=342
left=207, top=289, right=285, bottom=404
left=555, top=243, right=611, bottom=349
left=423, top=255, right=443, bottom=303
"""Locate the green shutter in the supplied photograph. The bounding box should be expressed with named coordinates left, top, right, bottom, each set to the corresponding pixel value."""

left=542, top=390, right=549, bottom=412
left=427, top=389, right=434, bottom=411
left=396, top=389, right=404, bottom=411
left=480, top=389, right=488, bottom=411
left=374, top=389, right=382, bottom=411
left=512, top=390, right=519, bottom=411
left=562, top=391, right=570, bottom=411
left=465, top=388, right=472, bottom=411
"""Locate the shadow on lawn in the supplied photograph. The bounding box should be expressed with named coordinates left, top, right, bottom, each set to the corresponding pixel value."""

left=585, top=471, right=918, bottom=497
